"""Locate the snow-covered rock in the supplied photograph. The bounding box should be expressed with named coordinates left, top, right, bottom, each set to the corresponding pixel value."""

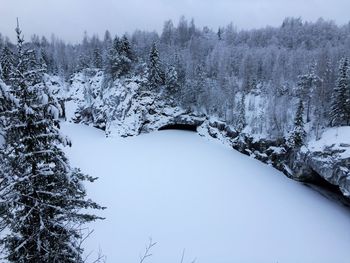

left=303, top=127, right=350, bottom=197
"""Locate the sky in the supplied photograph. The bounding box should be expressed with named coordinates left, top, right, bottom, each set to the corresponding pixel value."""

left=0, top=0, right=349, bottom=43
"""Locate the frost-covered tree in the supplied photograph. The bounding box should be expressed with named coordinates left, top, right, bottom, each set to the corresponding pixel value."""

left=105, top=35, right=133, bottom=79
left=105, top=36, right=120, bottom=79
left=236, top=93, right=246, bottom=132
left=288, top=99, right=306, bottom=148
left=0, top=45, right=15, bottom=82
left=1, top=22, right=103, bottom=263
left=193, top=63, right=207, bottom=108
left=296, top=64, right=322, bottom=122
left=148, top=43, right=164, bottom=90
left=92, top=47, right=103, bottom=69
left=330, top=58, right=350, bottom=126
left=165, top=65, right=179, bottom=98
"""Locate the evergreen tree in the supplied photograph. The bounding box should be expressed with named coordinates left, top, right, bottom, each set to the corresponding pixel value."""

left=296, top=63, right=322, bottom=122
left=236, top=93, right=246, bottom=132
left=0, top=78, right=10, bottom=108
left=92, top=47, right=103, bottom=69
left=174, top=52, right=186, bottom=88
left=193, top=63, right=207, bottom=108
left=288, top=99, right=306, bottom=148
left=1, top=22, right=103, bottom=263
left=105, top=35, right=133, bottom=79
left=165, top=65, right=179, bottom=98
left=0, top=45, right=15, bottom=82
left=117, top=35, right=133, bottom=76
left=330, top=57, right=350, bottom=126
left=148, top=43, right=164, bottom=90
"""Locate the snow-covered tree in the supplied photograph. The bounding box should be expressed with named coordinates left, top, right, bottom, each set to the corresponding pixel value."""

left=1, top=22, right=103, bottom=263
left=92, top=47, right=103, bottom=68
left=330, top=58, right=350, bottom=126
left=296, top=63, right=322, bottom=122
left=105, top=35, right=133, bottom=79
left=148, top=43, right=164, bottom=90
left=165, top=65, right=179, bottom=98
left=288, top=99, right=306, bottom=148
left=0, top=45, right=15, bottom=82
left=236, top=93, right=246, bottom=132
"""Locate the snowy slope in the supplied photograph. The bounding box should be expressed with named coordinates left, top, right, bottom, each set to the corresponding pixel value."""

left=308, top=126, right=350, bottom=159
left=61, top=123, right=350, bottom=263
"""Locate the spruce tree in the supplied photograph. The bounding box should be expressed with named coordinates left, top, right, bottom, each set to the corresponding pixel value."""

left=92, top=47, right=103, bottom=69
left=193, top=63, right=206, bottom=108
left=165, top=65, right=179, bottom=98
left=296, top=63, right=322, bottom=123
left=1, top=21, right=103, bottom=263
left=148, top=43, right=164, bottom=90
left=330, top=57, right=350, bottom=126
left=288, top=99, right=306, bottom=148
left=0, top=45, right=15, bottom=83
left=105, top=35, right=133, bottom=79
left=117, top=35, right=133, bottom=76
left=236, top=93, right=246, bottom=132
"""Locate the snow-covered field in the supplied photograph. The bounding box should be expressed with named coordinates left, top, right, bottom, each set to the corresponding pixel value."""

left=61, top=123, right=350, bottom=263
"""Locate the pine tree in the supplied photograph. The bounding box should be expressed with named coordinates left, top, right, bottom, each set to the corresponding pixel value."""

left=330, top=57, right=350, bottom=126
left=288, top=99, right=306, bottom=148
left=148, top=43, right=164, bottom=90
left=1, top=21, right=103, bottom=263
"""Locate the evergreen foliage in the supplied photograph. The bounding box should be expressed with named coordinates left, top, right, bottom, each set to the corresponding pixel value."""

left=236, top=93, right=246, bottom=132
left=330, top=57, right=350, bottom=126
left=148, top=43, right=164, bottom=90
left=0, top=45, right=15, bottom=82
left=165, top=65, right=179, bottom=98
left=288, top=99, right=306, bottom=148
left=105, top=35, right=133, bottom=79
left=0, top=22, right=103, bottom=263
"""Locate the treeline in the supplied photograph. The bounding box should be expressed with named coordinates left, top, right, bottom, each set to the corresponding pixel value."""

left=1, top=17, right=350, bottom=140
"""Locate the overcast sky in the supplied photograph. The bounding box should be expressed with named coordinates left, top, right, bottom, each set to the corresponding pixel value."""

left=0, top=0, right=349, bottom=43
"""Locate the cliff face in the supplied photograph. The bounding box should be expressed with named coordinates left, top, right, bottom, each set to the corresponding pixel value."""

left=67, top=71, right=350, bottom=201
left=200, top=120, right=350, bottom=199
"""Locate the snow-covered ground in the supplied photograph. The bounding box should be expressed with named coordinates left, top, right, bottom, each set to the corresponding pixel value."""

left=308, top=126, right=350, bottom=158
left=61, top=123, right=350, bottom=263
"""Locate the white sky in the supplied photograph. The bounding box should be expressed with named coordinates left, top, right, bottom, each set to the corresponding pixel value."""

left=0, top=0, right=349, bottom=43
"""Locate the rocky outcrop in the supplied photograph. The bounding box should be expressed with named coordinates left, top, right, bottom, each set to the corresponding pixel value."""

left=206, top=121, right=350, bottom=199
left=290, top=147, right=350, bottom=197
left=201, top=119, right=350, bottom=199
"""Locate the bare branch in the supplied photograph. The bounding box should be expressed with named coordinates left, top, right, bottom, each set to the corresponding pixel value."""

left=139, top=237, right=157, bottom=263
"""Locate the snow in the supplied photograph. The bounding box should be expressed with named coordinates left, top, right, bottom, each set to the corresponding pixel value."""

left=308, top=126, right=350, bottom=158
left=61, top=123, right=350, bottom=263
